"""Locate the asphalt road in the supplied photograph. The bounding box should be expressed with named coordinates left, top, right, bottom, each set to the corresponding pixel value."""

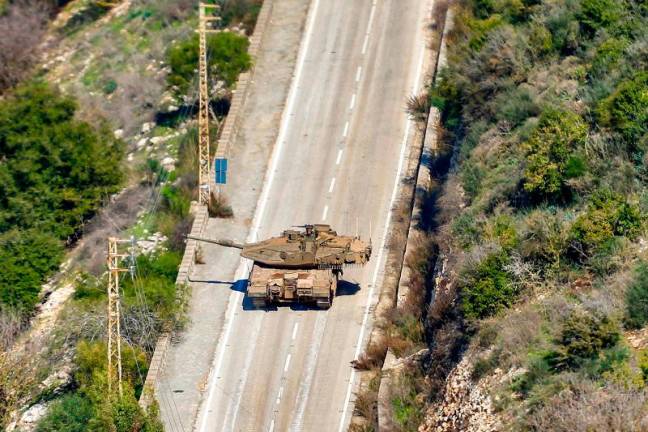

left=190, top=0, right=430, bottom=431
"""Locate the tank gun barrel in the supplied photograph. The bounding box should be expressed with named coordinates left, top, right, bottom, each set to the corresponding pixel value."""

left=187, top=235, right=244, bottom=249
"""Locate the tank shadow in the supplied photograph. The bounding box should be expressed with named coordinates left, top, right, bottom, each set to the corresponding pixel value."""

left=336, top=280, right=361, bottom=296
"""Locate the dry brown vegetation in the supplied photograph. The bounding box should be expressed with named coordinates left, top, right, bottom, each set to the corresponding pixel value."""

left=0, top=1, right=53, bottom=93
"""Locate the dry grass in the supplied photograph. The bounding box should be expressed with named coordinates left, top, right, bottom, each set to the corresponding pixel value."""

left=523, top=379, right=648, bottom=432
left=0, top=348, right=40, bottom=427
left=208, top=192, right=234, bottom=218
left=0, top=0, right=52, bottom=92
left=353, top=338, right=389, bottom=371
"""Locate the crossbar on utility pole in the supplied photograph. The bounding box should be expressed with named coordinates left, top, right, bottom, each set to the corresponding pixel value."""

left=198, top=2, right=221, bottom=205
left=107, top=237, right=133, bottom=396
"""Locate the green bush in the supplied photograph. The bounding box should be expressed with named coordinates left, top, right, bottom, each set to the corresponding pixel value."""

left=460, top=161, right=485, bottom=200
left=494, top=86, right=539, bottom=127
left=522, top=109, right=588, bottom=199
left=0, top=229, right=63, bottom=311
left=452, top=212, right=482, bottom=249
left=461, top=252, right=516, bottom=319
left=625, top=262, right=648, bottom=329
left=220, top=0, right=263, bottom=30
left=167, top=31, right=251, bottom=93
left=121, top=251, right=181, bottom=321
left=545, top=309, right=620, bottom=371
left=0, top=82, right=123, bottom=315
left=578, top=0, right=624, bottom=34
left=589, top=37, right=628, bottom=78
left=36, top=394, right=94, bottom=432
left=597, top=72, right=648, bottom=153
left=570, top=190, right=643, bottom=257
left=38, top=340, right=164, bottom=432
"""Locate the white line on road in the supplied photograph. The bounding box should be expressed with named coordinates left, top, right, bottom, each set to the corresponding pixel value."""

left=322, top=205, right=329, bottom=221
left=269, top=419, right=275, bottom=432
left=328, top=178, right=336, bottom=193
left=361, top=35, right=369, bottom=55
left=290, top=312, right=328, bottom=432
left=349, top=94, right=356, bottom=110
left=343, top=121, right=349, bottom=137
left=355, top=66, right=362, bottom=82
left=276, top=386, right=284, bottom=404
left=283, top=354, right=292, bottom=372
left=292, top=322, right=299, bottom=340
left=195, top=0, right=323, bottom=428
left=337, top=1, right=429, bottom=430
left=336, top=149, right=343, bottom=165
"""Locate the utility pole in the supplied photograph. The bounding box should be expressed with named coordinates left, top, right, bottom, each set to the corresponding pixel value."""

left=198, top=2, right=220, bottom=205
left=106, top=237, right=134, bottom=396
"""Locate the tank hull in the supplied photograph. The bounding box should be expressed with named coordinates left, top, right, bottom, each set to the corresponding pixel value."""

left=247, top=264, right=338, bottom=309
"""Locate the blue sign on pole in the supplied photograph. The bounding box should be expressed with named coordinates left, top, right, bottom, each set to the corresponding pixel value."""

left=215, top=158, right=228, bottom=184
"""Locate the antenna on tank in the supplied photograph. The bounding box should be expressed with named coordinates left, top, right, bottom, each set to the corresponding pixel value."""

left=355, top=217, right=359, bottom=239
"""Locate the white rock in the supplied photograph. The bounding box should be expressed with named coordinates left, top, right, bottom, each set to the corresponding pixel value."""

left=141, top=122, right=155, bottom=134
left=162, top=157, right=176, bottom=171
left=136, top=137, right=149, bottom=149
left=127, top=153, right=134, bottom=162
left=114, top=129, right=124, bottom=139
left=167, top=105, right=179, bottom=112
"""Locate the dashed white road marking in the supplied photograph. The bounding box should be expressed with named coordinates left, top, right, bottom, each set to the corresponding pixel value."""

left=321, top=205, right=329, bottom=221
left=355, top=66, right=362, bottom=82
left=343, top=121, right=349, bottom=137
left=292, top=322, right=299, bottom=340
left=269, top=419, right=275, bottom=432
left=336, top=149, right=343, bottom=165
left=362, top=35, right=369, bottom=55
left=283, top=354, right=292, bottom=373
left=328, top=178, right=336, bottom=193
left=195, top=0, right=323, bottom=428
left=349, top=94, right=356, bottom=110
left=336, top=0, right=428, bottom=429
left=276, top=386, right=284, bottom=404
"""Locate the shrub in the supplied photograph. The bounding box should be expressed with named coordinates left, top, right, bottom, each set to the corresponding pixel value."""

left=36, top=394, right=94, bottom=432
left=0, top=82, right=123, bottom=315
left=219, top=0, right=263, bottom=32
left=597, top=72, right=648, bottom=153
left=570, top=189, right=643, bottom=258
left=519, top=209, right=569, bottom=269
left=578, top=0, right=624, bottom=35
left=461, top=252, right=516, bottom=319
left=494, top=86, right=539, bottom=127
left=589, top=37, right=629, bottom=78
left=624, top=262, right=648, bottom=329
left=452, top=212, right=482, bottom=249
left=522, top=109, right=588, bottom=199
left=459, top=161, right=484, bottom=201
left=0, top=229, right=63, bottom=312
left=167, top=31, right=251, bottom=93
left=545, top=309, right=620, bottom=371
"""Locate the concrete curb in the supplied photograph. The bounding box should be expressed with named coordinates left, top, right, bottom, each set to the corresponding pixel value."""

left=373, top=2, right=453, bottom=430
left=139, top=0, right=275, bottom=411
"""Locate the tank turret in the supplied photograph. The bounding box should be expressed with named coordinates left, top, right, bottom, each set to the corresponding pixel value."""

left=189, top=224, right=371, bottom=269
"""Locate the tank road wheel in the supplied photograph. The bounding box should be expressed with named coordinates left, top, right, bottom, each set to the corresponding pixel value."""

left=316, top=290, right=333, bottom=310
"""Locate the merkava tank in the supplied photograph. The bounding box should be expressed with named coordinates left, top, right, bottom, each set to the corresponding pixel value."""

left=190, top=224, right=371, bottom=309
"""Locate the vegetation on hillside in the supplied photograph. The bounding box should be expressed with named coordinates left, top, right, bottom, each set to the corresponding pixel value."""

left=0, top=82, right=124, bottom=316
left=0, top=0, right=263, bottom=428
left=167, top=31, right=251, bottom=93
left=401, top=0, right=648, bottom=429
